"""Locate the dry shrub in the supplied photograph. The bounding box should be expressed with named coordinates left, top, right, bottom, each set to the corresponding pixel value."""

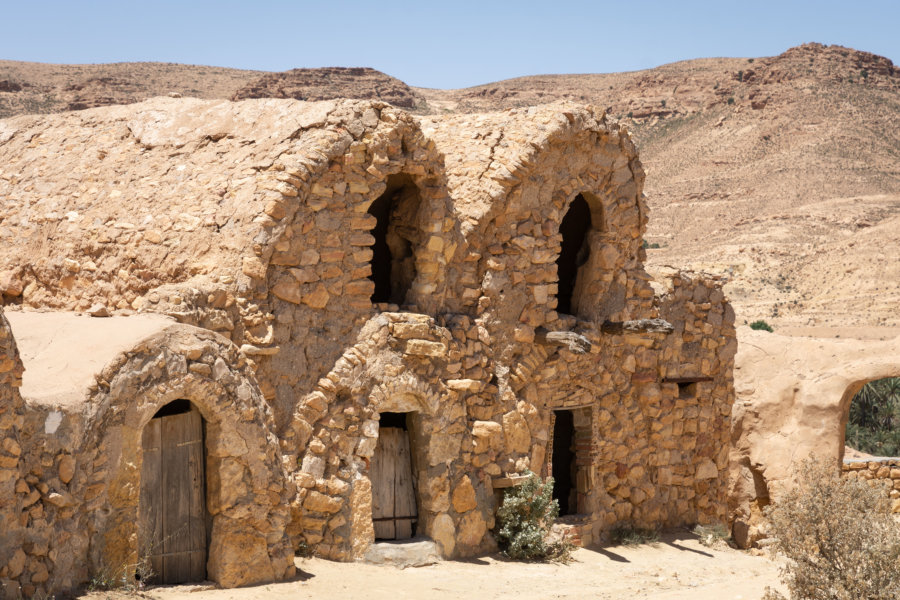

left=763, top=456, right=900, bottom=600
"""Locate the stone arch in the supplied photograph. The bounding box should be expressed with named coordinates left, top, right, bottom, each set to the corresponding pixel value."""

left=78, top=325, right=295, bottom=589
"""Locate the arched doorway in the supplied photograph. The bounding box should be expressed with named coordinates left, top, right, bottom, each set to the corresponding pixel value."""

left=556, top=194, right=593, bottom=316
left=367, top=174, right=422, bottom=307
left=139, top=399, right=208, bottom=584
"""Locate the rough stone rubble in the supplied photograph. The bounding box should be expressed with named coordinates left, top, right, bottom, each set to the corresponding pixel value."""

left=0, top=97, right=736, bottom=597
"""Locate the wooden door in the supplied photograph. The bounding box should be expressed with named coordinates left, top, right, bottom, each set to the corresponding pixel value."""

left=140, top=404, right=207, bottom=583
left=371, top=427, right=417, bottom=539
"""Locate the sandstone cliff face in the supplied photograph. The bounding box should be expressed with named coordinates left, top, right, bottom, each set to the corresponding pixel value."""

left=728, top=328, right=900, bottom=547
left=232, top=67, right=422, bottom=108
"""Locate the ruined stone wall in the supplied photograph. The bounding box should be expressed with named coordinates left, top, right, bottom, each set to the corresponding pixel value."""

left=842, top=459, right=900, bottom=513
left=0, top=307, right=29, bottom=598
left=1, top=99, right=738, bottom=575
left=0, top=318, right=295, bottom=597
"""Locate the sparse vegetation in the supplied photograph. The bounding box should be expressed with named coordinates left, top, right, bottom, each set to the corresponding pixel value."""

left=642, top=240, right=661, bottom=249
left=693, top=523, right=732, bottom=547
left=496, top=471, right=573, bottom=562
left=845, top=377, right=900, bottom=456
left=762, top=456, right=900, bottom=600
left=749, top=320, right=774, bottom=332
left=87, top=554, right=154, bottom=593
left=610, top=525, right=659, bottom=546
left=727, top=96, right=735, bottom=105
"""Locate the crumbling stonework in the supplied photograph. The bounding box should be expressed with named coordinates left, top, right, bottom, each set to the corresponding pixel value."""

left=0, top=97, right=736, bottom=594
left=842, top=459, right=900, bottom=513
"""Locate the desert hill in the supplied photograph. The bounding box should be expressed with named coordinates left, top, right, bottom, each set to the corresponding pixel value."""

left=1, top=43, right=898, bottom=331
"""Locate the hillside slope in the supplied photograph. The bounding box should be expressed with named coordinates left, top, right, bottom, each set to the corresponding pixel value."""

left=1, top=44, right=897, bottom=330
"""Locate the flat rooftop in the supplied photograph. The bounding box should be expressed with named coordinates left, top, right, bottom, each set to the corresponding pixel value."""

left=5, top=310, right=175, bottom=406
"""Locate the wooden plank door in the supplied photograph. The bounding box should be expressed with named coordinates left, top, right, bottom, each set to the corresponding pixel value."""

left=140, top=405, right=206, bottom=583
left=370, top=427, right=417, bottom=540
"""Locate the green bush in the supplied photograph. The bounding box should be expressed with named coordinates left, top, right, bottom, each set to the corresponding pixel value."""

left=763, top=457, right=900, bottom=600
left=749, top=320, right=774, bottom=332
left=496, top=471, right=573, bottom=561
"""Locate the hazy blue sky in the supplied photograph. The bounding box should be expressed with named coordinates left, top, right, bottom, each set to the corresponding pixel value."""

left=2, top=1, right=898, bottom=89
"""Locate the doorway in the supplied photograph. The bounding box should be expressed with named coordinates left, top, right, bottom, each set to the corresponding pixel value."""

left=371, top=412, right=418, bottom=539
left=139, top=400, right=207, bottom=584
left=551, top=409, right=577, bottom=516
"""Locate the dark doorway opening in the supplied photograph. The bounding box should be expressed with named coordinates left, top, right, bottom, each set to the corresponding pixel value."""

left=368, top=175, right=422, bottom=306
left=556, top=194, right=592, bottom=315
left=372, top=412, right=418, bottom=539
left=140, top=400, right=207, bottom=584
left=552, top=409, right=577, bottom=516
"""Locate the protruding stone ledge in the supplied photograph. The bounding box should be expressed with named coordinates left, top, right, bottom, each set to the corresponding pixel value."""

left=600, top=318, right=674, bottom=335
left=534, top=328, right=592, bottom=354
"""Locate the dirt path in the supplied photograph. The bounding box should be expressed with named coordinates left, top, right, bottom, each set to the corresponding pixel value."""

left=91, top=533, right=785, bottom=600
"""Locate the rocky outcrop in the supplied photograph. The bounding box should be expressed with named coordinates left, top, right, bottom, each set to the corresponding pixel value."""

left=728, top=328, right=900, bottom=547
left=232, top=67, right=422, bottom=108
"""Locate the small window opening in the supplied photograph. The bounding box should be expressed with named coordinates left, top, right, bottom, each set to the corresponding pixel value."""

left=678, top=382, right=698, bottom=400
left=152, top=399, right=192, bottom=418
left=551, top=410, right=577, bottom=516
left=368, top=174, right=422, bottom=306
left=556, top=194, right=592, bottom=315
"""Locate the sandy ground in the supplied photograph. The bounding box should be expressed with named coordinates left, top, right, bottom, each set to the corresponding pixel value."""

left=83, top=532, right=786, bottom=600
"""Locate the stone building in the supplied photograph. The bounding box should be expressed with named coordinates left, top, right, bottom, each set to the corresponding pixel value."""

left=0, top=97, right=736, bottom=596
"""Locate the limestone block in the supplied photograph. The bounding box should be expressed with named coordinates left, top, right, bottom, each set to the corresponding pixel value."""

left=208, top=524, right=276, bottom=588
left=458, top=511, right=487, bottom=547
left=419, top=472, right=450, bottom=512
left=695, top=459, right=718, bottom=480
left=304, top=491, right=343, bottom=514
left=451, top=476, right=478, bottom=513
left=303, top=284, right=330, bottom=309
left=242, top=256, right=266, bottom=280
left=472, top=421, right=503, bottom=453
left=271, top=278, right=303, bottom=304
left=392, top=322, right=433, bottom=340
left=502, top=411, right=531, bottom=454
left=404, top=339, right=446, bottom=358
left=427, top=434, right=461, bottom=466
left=431, top=513, right=456, bottom=556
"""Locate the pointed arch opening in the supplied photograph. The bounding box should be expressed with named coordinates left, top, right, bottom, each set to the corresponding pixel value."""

left=368, top=174, right=423, bottom=307
left=556, top=194, right=594, bottom=316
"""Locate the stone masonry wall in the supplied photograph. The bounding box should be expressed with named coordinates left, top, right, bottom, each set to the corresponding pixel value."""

left=0, top=319, right=295, bottom=597
left=842, top=458, right=900, bottom=513
left=0, top=100, right=738, bottom=584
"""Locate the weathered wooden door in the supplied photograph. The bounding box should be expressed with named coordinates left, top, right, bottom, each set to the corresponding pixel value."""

left=140, top=402, right=207, bottom=583
left=371, top=426, right=418, bottom=539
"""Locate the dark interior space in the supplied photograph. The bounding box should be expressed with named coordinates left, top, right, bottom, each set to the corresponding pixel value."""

left=552, top=409, right=577, bottom=516
left=556, top=194, right=592, bottom=315
left=152, top=398, right=193, bottom=418
left=378, top=411, right=409, bottom=430
left=367, top=174, right=420, bottom=306
left=678, top=381, right=698, bottom=399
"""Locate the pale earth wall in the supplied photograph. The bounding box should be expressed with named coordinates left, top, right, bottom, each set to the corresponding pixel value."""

left=0, top=98, right=736, bottom=596
left=728, top=329, right=900, bottom=548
